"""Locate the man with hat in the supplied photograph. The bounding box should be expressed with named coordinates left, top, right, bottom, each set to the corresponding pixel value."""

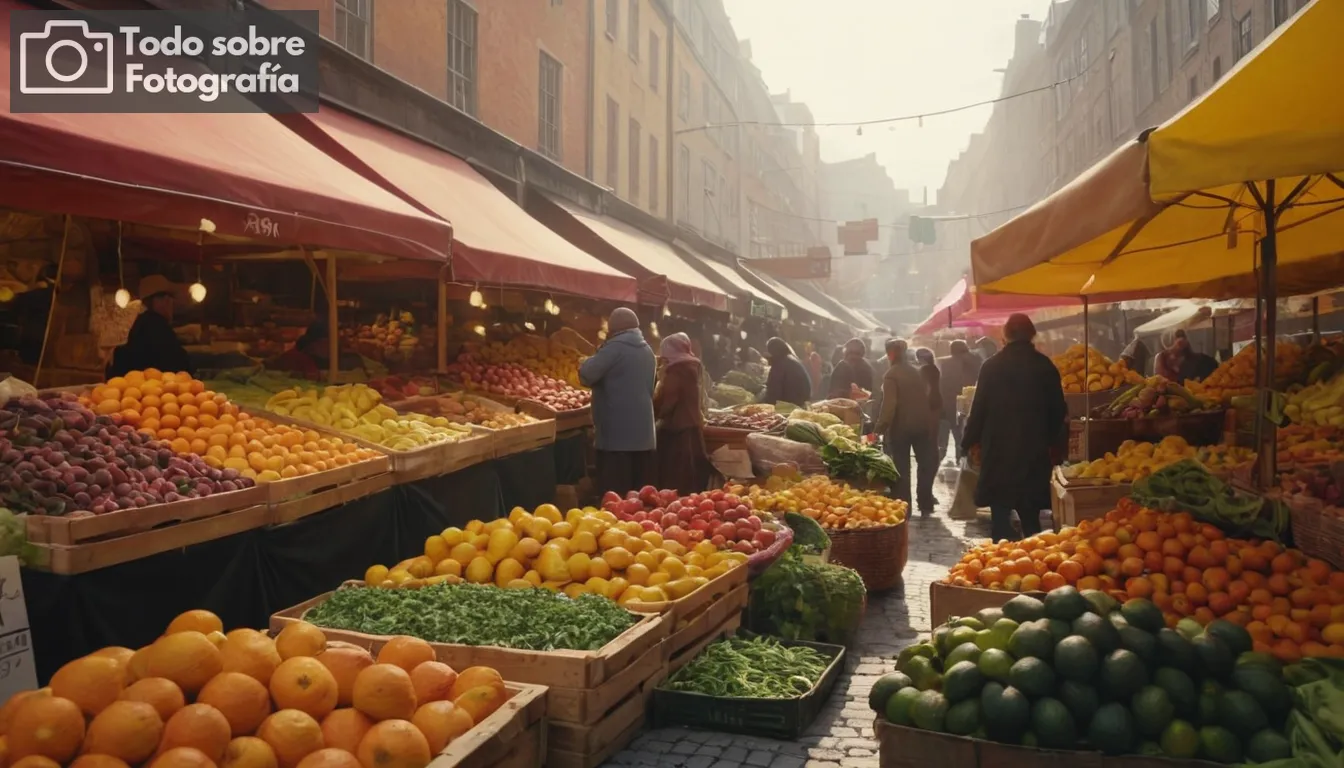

left=107, top=275, right=193, bottom=378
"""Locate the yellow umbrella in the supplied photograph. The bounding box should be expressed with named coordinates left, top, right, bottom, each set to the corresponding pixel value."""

left=971, top=0, right=1344, bottom=301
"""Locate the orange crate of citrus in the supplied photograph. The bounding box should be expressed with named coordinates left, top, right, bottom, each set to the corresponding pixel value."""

left=0, top=609, right=515, bottom=768
left=81, top=369, right=382, bottom=483
left=944, top=498, right=1344, bottom=662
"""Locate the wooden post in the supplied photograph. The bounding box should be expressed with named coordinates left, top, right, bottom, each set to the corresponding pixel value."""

left=327, top=255, right=338, bottom=384
left=437, top=276, right=448, bottom=372
left=34, top=215, right=72, bottom=388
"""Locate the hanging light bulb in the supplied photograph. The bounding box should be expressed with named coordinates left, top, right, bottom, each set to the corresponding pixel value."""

left=597, top=329, right=608, bottom=341
left=781, top=308, right=789, bottom=321
left=543, top=298, right=556, bottom=315
left=649, top=322, right=659, bottom=338
left=740, top=330, right=748, bottom=340
left=524, top=321, right=536, bottom=331
left=113, top=221, right=130, bottom=308
left=473, top=324, right=486, bottom=336
left=549, top=301, right=561, bottom=316
left=662, top=304, right=672, bottom=318
left=114, top=288, right=131, bottom=308
left=469, top=288, right=484, bottom=308
left=189, top=282, right=207, bottom=302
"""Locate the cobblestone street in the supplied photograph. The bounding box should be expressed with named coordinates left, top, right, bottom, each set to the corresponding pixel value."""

left=605, top=471, right=991, bottom=767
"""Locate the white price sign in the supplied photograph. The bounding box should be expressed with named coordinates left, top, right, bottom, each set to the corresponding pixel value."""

left=0, top=556, right=37, bottom=704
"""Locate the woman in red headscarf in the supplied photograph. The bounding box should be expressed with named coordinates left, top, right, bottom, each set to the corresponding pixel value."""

left=654, top=333, right=712, bottom=494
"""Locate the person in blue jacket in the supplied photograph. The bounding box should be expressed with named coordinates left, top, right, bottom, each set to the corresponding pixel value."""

left=580, top=307, right=657, bottom=496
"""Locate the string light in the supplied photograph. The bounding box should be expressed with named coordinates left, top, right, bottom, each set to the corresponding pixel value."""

left=740, top=330, right=748, bottom=340
left=473, top=324, right=486, bottom=336
left=114, top=288, right=131, bottom=309
left=662, top=304, right=672, bottom=318
left=114, top=222, right=130, bottom=308
left=543, top=298, right=556, bottom=315
left=189, top=235, right=206, bottom=302
left=188, top=282, right=207, bottom=302
left=649, top=322, right=660, bottom=338
left=524, top=321, right=536, bottom=331
left=469, top=287, right=484, bottom=307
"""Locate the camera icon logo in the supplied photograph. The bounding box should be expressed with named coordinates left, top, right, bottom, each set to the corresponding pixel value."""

left=19, top=19, right=115, bottom=95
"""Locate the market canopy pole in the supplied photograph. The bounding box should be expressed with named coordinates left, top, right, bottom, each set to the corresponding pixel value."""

left=437, top=275, right=449, bottom=373
left=327, top=256, right=339, bottom=384
left=33, top=214, right=71, bottom=389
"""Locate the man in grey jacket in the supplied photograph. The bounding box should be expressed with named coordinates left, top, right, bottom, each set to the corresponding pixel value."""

left=874, top=339, right=938, bottom=516
left=580, top=308, right=657, bottom=496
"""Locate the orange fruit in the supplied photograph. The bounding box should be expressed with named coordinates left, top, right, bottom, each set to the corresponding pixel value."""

left=270, top=658, right=339, bottom=721
left=452, top=686, right=505, bottom=725
left=375, top=637, right=434, bottom=674
left=149, top=747, right=218, bottom=768
left=411, top=702, right=473, bottom=754
left=221, top=630, right=283, bottom=686
left=8, top=696, right=86, bottom=763
left=408, top=662, right=457, bottom=704
left=198, top=672, right=272, bottom=737
left=295, top=749, right=360, bottom=768
left=220, top=738, right=278, bottom=768
left=50, top=655, right=125, bottom=716
left=351, top=664, right=417, bottom=722
left=355, top=720, right=430, bottom=768
left=0, top=688, right=51, bottom=735
left=82, top=700, right=164, bottom=764
left=315, top=646, right=374, bottom=707
left=274, top=623, right=326, bottom=660
left=159, top=704, right=233, bottom=764
left=256, top=710, right=324, bottom=768
left=447, top=667, right=503, bottom=702
left=145, top=632, right=224, bottom=696
left=70, top=756, right=131, bottom=768
left=318, top=709, right=372, bottom=754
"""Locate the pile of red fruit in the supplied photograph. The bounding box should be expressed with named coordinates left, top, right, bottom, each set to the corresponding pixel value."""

left=446, top=359, right=590, bottom=411
left=368, top=375, right=439, bottom=401
left=600, top=486, right=777, bottom=555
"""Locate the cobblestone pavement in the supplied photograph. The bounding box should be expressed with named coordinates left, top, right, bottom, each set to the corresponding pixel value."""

left=604, top=467, right=992, bottom=767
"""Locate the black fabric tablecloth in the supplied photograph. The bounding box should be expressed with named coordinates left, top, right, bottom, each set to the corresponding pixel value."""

left=21, top=445, right=577, bottom=682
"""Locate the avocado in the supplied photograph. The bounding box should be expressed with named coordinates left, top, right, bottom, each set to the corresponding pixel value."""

left=1030, top=698, right=1077, bottom=749
left=1245, top=729, right=1292, bottom=763
left=945, top=625, right=980, bottom=656
left=1053, top=635, right=1099, bottom=683
left=1176, top=617, right=1203, bottom=640
left=1002, top=594, right=1047, bottom=623
left=1156, top=628, right=1197, bottom=669
left=1117, top=623, right=1160, bottom=666
left=985, top=618, right=1019, bottom=650
left=1204, top=619, right=1252, bottom=656
left=1080, top=588, right=1119, bottom=616
left=897, top=642, right=937, bottom=674
left=1231, top=662, right=1292, bottom=720
left=1120, top=598, right=1166, bottom=633
left=1008, top=657, right=1057, bottom=698
left=975, top=607, right=1005, bottom=626
left=1043, top=586, right=1088, bottom=621
left=1044, top=618, right=1072, bottom=644
left=945, top=642, right=982, bottom=670
left=952, top=616, right=986, bottom=631
left=1193, top=632, right=1234, bottom=680
left=1008, top=621, right=1054, bottom=661
left=1153, top=667, right=1199, bottom=719
left=978, top=648, right=1014, bottom=684
left=1159, top=719, right=1201, bottom=758
left=1131, top=685, right=1176, bottom=739
left=1198, top=725, right=1243, bottom=764
left=1057, top=680, right=1100, bottom=729
left=1088, top=702, right=1137, bottom=755
left=868, top=672, right=913, bottom=713
left=1099, top=649, right=1149, bottom=701
left=905, top=655, right=942, bottom=691
left=942, top=661, right=984, bottom=704
left=1071, top=612, right=1121, bottom=654
left=981, top=682, right=1031, bottom=743
left=884, top=686, right=923, bottom=726
left=1197, top=680, right=1224, bottom=726
left=944, top=698, right=981, bottom=736
left=1216, top=689, right=1268, bottom=733
left=910, top=689, right=950, bottom=732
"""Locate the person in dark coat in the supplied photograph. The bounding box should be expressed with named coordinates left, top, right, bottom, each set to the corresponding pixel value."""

left=936, top=340, right=981, bottom=461
left=653, top=333, right=711, bottom=494
left=875, top=339, right=938, bottom=515
left=828, top=338, right=875, bottom=399
left=760, top=337, right=812, bottom=406
left=1120, top=331, right=1151, bottom=376
left=107, top=275, right=193, bottom=378
left=961, top=314, right=1067, bottom=542
left=579, top=308, right=657, bottom=496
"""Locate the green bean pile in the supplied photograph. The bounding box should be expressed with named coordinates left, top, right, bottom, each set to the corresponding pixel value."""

left=663, top=636, right=831, bottom=698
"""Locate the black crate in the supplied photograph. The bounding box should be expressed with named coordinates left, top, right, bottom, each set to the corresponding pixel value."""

left=650, top=633, right=847, bottom=740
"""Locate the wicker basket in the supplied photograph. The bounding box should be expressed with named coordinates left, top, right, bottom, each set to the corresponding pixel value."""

left=825, top=521, right=908, bottom=593
left=1287, top=494, right=1344, bottom=569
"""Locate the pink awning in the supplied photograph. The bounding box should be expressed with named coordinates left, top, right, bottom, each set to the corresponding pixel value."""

left=914, top=279, right=1080, bottom=335
left=0, top=1, right=449, bottom=263
left=285, top=106, right=638, bottom=302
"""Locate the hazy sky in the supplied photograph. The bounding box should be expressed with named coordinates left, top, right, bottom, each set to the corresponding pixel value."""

left=724, top=0, right=1055, bottom=203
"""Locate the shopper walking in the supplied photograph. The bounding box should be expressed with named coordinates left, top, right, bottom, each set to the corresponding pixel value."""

left=580, top=308, right=657, bottom=496
left=936, top=340, right=981, bottom=461
left=874, top=339, right=938, bottom=516
left=961, top=314, right=1067, bottom=542
left=760, top=337, right=812, bottom=406
left=653, top=333, right=711, bottom=495
left=828, top=338, right=875, bottom=399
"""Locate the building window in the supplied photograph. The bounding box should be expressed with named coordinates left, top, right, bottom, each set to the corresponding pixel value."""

left=1271, top=0, right=1292, bottom=27
left=1235, top=13, right=1252, bottom=59
left=628, top=119, right=641, bottom=203
left=1187, top=74, right=1198, bottom=100
left=649, top=136, right=659, bottom=213
left=627, top=0, right=639, bottom=59
left=1148, top=18, right=1160, bottom=103
left=702, top=160, right=717, bottom=237
left=677, top=145, right=690, bottom=222
left=333, top=0, right=372, bottom=61
left=1077, top=34, right=1088, bottom=87
left=678, top=69, right=690, bottom=121
left=605, top=97, right=619, bottom=189
left=539, top=52, right=563, bottom=160
left=1212, top=56, right=1222, bottom=82
left=1206, top=0, right=1220, bottom=20
left=1185, top=0, right=1200, bottom=42
left=447, top=0, right=476, bottom=116
left=648, top=33, right=660, bottom=91
left=605, top=0, right=619, bottom=40
left=702, top=86, right=712, bottom=128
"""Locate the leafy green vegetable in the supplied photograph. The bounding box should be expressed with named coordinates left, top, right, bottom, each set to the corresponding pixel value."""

left=748, top=547, right=865, bottom=646
left=663, top=634, right=833, bottom=698
left=820, top=442, right=898, bottom=484
left=1131, top=459, right=1285, bottom=540
left=784, top=511, right=830, bottom=554
left=0, top=508, right=43, bottom=566
left=305, top=582, right=636, bottom=651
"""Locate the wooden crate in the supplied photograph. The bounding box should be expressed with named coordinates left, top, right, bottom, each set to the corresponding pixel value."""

left=624, top=561, right=748, bottom=620
left=263, top=454, right=391, bottom=504
left=268, top=471, right=395, bottom=525
left=489, top=419, right=557, bottom=458
left=662, top=583, right=748, bottom=660
left=29, top=504, right=270, bottom=575
left=270, top=591, right=670, bottom=690
left=1050, top=473, right=1130, bottom=528
left=429, top=682, right=547, bottom=768
left=929, top=581, right=1043, bottom=628
left=516, top=400, right=592, bottom=434
left=24, top=483, right=266, bottom=545
left=546, top=665, right=665, bottom=768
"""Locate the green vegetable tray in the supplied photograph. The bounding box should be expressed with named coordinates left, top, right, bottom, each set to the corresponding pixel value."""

left=650, top=633, right=847, bottom=741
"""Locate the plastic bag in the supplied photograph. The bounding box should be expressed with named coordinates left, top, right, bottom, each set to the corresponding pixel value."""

left=811, top=398, right=864, bottom=427
left=0, top=376, right=37, bottom=405
left=746, top=433, right=825, bottom=476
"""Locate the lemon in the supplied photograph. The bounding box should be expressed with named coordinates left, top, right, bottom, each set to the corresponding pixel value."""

left=424, top=535, right=450, bottom=563
left=523, top=570, right=543, bottom=586
left=572, top=531, right=598, bottom=555
left=660, top=558, right=687, bottom=580
left=364, top=564, right=389, bottom=584
left=625, top=563, right=651, bottom=585
left=494, top=557, right=525, bottom=586
left=434, top=559, right=462, bottom=577
left=588, top=556, right=612, bottom=579
left=465, top=556, right=494, bottom=584
left=646, top=572, right=671, bottom=587
left=563, top=583, right=587, bottom=599
left=449, top=542, right=478, bottom=566
left=566, top=553, right=592, bottom=582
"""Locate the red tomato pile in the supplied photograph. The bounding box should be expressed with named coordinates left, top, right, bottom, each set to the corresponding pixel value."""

left=601, top=486, right=776, bottom=554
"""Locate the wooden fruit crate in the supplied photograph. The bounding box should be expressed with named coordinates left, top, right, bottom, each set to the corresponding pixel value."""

left=267, top=472, right=394, bottom=526
left=261, top=452, right=391, bottom=505
left=1050, top=469, right=1131, bottom=528
left=28, top=503, right=270, bottom=575
left=24, top=483, right=266, bottom=545
left=666, top=610, right=742, bottom=676
left=661, top=582, right=748, bottom=660
left=516, top=399, right=592, bottom=434
left=623, top=561, right=748, bottom=620
left=394, top=394, right=557, bottom=459
left=545, top=665, right=665, bottom=768
left=928, top=581, right=1044, bottom=628
left=429, top=682, right=548, bottom=768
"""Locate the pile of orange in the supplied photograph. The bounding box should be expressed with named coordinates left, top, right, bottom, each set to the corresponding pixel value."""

left=82, top=370, right=381, bottom=483
left=944, top=498, right=1344, bottom=662
left=0, top=609, right=509, bottom=768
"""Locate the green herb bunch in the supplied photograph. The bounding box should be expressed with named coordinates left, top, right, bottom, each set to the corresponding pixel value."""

left=747, top=547, right=866, bottom=646
left=663, top=635, right=831, bottom=698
